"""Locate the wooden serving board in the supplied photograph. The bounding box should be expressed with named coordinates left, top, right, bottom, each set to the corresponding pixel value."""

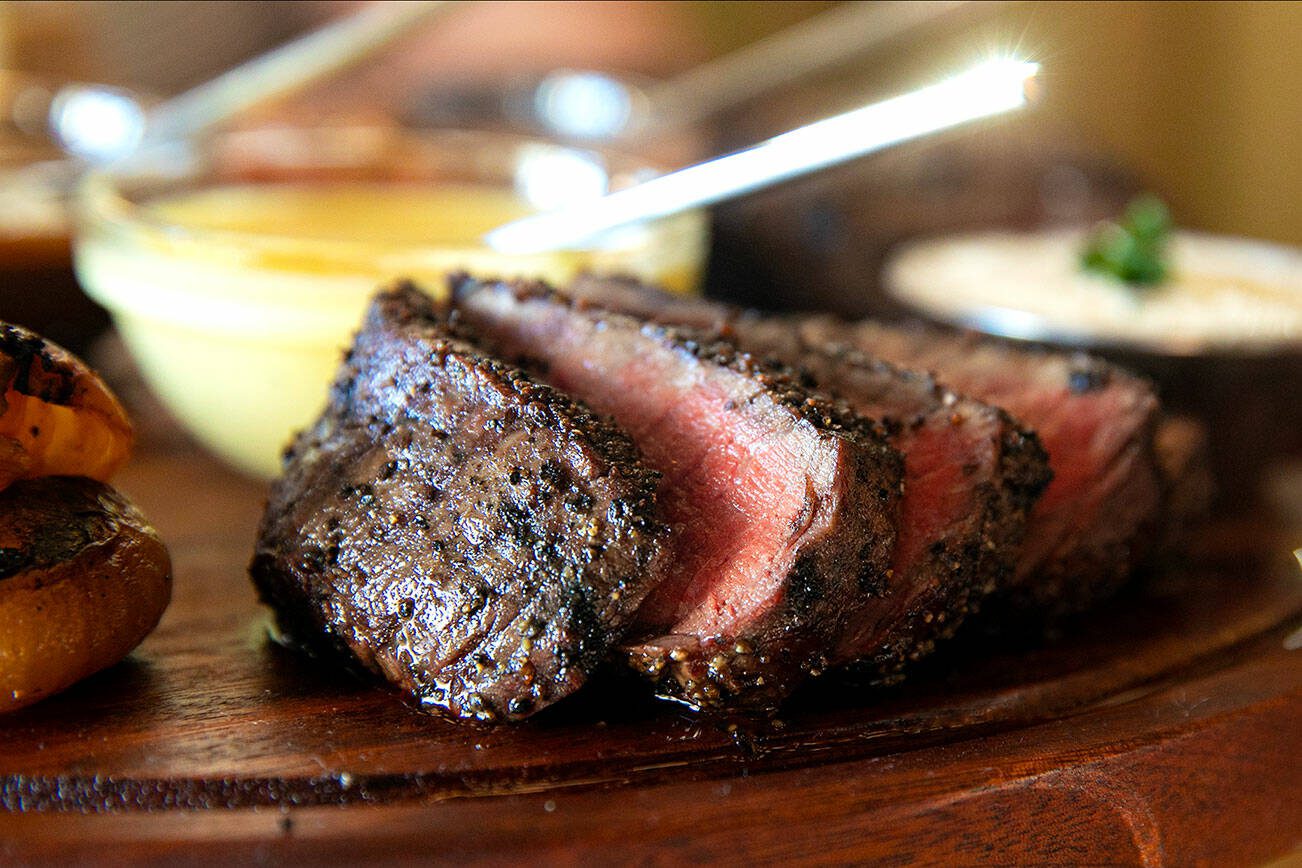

left=1, top=435, right=1300, bottom=865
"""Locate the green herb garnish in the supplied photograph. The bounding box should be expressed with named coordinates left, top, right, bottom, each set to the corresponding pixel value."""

left=1080, top=196, right=1172, bottom=287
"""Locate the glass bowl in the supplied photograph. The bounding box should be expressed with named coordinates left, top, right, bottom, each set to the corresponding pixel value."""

left=74, top=125, right=708, bottom=478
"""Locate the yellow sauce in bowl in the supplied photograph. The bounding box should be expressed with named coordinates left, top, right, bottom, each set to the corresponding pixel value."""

left=143, top=182, right=702, bottom=293
left=152, top=183, right=530, bottom=244
left=76, top=179, right=706, bottom=478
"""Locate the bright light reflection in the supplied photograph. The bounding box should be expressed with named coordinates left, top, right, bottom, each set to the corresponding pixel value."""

left=488, top=58, right=1039, bottom=254
left=514, top=144, right=610, bottom=212
left=50, top=86, right=147, bottom=163
left=535, top=71, right=634, bottom=140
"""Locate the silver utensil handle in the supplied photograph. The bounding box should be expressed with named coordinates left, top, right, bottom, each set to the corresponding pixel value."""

left=488, top=59, right=1038, bottom=255
left=145, top=0, right=459, bottom=146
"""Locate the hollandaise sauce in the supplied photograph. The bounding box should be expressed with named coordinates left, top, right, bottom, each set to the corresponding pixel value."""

left=75, top=180, right=706, bottom=477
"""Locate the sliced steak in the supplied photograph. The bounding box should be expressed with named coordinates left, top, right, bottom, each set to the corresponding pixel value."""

left=451, top=276, right=903, bottom=709
left=251, top=284, right=665, bottom=723
left=798, top=317, right=1163, bottom=614
left=574, top=277, right=1176, bottom=618
left=568, top=277, right=1050, bottom=677
left=721, top=320, right=1049, bottom=675
left=570, top=274, right=730, bottom=331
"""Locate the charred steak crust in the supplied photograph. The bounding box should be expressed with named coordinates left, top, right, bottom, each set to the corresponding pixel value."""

left=251, top=283, right=666, bottom=723
left=562, top=277, right=1052, bottom=680
left=450, top=275, right=904, bottom=711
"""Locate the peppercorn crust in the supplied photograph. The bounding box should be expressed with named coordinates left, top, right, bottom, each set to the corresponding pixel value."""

left=252, top=283, right=666, bottom=723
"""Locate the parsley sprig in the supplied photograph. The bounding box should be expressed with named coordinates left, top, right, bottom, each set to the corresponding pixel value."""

left=1080, top=196, right=1172, bottom=287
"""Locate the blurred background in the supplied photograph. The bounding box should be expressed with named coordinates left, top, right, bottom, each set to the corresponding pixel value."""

left=3, top=0, right=1300, bottom=326
left=1, top=0, right=1298, bottom=491
left=4, top=0, right=1298, bottom=239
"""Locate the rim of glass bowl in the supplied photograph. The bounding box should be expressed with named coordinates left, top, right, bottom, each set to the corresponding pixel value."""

left=76, top=124, right=703, bottom=286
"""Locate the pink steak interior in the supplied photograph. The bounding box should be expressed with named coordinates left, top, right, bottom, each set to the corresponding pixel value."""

left=462, top=292, right=840, bottom=639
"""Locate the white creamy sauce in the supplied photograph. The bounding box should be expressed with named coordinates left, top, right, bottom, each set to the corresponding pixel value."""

left=886, top=229, right=1302, bottom=351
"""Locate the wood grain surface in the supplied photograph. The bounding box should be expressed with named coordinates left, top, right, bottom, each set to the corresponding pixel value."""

left=1, top=430, right=1300, bottom=865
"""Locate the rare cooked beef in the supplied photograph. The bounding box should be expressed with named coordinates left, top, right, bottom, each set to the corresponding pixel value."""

left=797, top=318, right=1163, bottom=614
left=568, top=276, right=1051, bottom=678
left=575, top=276, right=1166, bottom=616
left=580, top=274, right=1161, bottom=614
left=251, top=284, right=665, bottom=722
left=451, top=276, right=903, bottom=709
left=703, top=321, right=1050, bottom=676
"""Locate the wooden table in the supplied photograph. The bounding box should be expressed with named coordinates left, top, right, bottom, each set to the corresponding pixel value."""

left=1, top=431, right=1300, bottom=865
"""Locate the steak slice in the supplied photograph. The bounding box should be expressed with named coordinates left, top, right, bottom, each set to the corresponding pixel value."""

left=251, top=284, right=665, bottom=723
left=451, top=276, right=903, bottom=710
left=568, top=277, right=1050, bottom=677
left=798, top=317, right=1163, bottom=614
left=570, top=274, right=731, bottom=331
left=717, top=318, right=1050, bottom=676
